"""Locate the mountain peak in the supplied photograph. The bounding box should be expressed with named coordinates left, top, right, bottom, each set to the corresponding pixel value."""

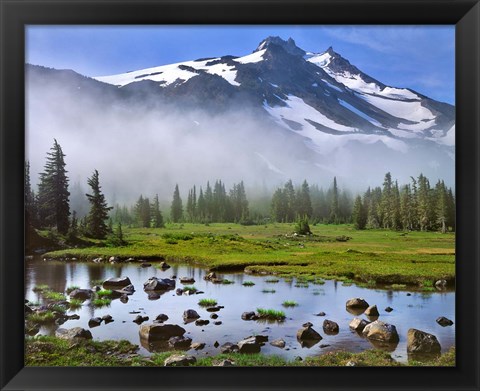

left=255, top=36, right=306, bottom=57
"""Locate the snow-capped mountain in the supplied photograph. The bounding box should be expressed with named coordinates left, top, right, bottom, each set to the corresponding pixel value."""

left=26, top=36, right=455, bottom=199
left=95, top=35, right=455, bottom=153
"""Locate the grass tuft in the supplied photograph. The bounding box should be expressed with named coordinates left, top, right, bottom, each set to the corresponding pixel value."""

left=282, top=300, right=298, bottom=307
left=183, top=286, right=198, bottom=293
left=97, top=290, right=113, bottom=298
left=198, top=298, right=217, bottom=307
left=242, top=281, right=255, bottom=286
left=69, top=299, right=83, bottom=310
left=43, top=291, right=66, bottom=301
left=92, top=298, right=111, bottom=307
left=256, top=308, right=286, bottom=321
left=65, top=285, right=80, bottom=294
left=261, top=289, right=276, bottom=293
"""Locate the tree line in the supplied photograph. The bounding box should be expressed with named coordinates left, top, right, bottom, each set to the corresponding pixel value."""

left=26, top=140, right=456, bottom=238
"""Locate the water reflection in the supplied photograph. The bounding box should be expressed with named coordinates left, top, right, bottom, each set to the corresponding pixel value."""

left=25, top=259, right=455, bottom=363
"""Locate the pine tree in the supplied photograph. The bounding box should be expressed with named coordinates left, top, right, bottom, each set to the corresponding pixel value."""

left=134, top=195, right=151, bottom=228
left=297, top=180, right=313, bottom=219
left=37, top=139, right=70, bottom=234
left=446, top=188, right=456, bottom=232
left=25, top=160, right=37, bottom=227
left=435, top=180, right=449, bottom=233
left=271, top=188, right=287, bottom=222
left=151, top=194, right=165, bottom=228
left=171, top=184, right=183, bottom=223
left=284, top=180, right=296, bottom=222
left=417, top=174, right=434, bottom=231
left=380, top=172, right=393, bottom=229
left=329, top=177, right=339, bottom=224
left=197, top=187, right=206, bottom=222
left=352, top=195, right=366, bottom=229
left=85, top=169, right=112, bottom=239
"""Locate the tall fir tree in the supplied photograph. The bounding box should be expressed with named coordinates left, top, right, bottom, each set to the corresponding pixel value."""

left=25, top=160, right=38, bottom=227
left=352, top=195, right=367, bottom=229
left=297, top=180, right=313, bottom=219
left=37, top=139, right=70, bottom=234
left=85, top=169, right=112, bottom=239
left=329, top=177, right=339, bottom=224
left=151, top=194, right=165, bottom=228
left=170, top=184, right=183, bottom=223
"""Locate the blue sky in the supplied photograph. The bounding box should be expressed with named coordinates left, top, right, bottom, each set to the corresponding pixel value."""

left=26, top=25, right=455, bottom=104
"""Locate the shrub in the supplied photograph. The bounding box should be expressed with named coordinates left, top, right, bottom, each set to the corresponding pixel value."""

left=294, top=217, right=312, bottom=235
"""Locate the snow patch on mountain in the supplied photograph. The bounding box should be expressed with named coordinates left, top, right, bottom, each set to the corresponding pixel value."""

left=255, top=152, right=285, bottom=175
left=429, top=125, right=455, bottom=146
left=337, top=99, right=383, bottom=128
left=356, top=93, right=435, bottom=122
left=264, top=95, right=356, bottom=133
left=397, top=119, right=436, bottom=131
left=234, top=49, right=266, bottom=64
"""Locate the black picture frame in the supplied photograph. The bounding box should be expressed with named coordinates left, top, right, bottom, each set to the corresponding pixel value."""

left=1, top=1, right=479, bottom=390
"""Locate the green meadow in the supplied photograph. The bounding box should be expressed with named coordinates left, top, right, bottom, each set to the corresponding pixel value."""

left=43, top=223, right=455, bottom=287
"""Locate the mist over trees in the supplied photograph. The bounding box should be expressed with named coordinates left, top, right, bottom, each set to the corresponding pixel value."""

left=26, top=141, right=456, bottom=237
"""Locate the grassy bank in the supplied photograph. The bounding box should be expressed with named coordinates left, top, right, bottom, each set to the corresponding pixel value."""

left=40, top=223, right=455, bottom=287
left=25, top=336, right=455, bottom=367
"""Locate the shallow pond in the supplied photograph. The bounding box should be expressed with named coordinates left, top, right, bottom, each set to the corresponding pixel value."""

left=25, top=260, right=455, bottom=363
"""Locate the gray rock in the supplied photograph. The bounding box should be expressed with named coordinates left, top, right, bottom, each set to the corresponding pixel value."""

left=92, top=257, right=103, bottom=263
left=103, top=277, right=131, bottom=289
left=88, top=317, right=102, bottom=328
left=215, top=359, right=235, bottom=366
left=206, top=306, right=221, bottom=312
left=323, top=319, right=339, bottom=334
left=168, top=336, right=192, bottom=349
left=69, top=289, right=93, bottom=300
left=55, top=327, right=92, bottom=341
left=109, top=256, right=121, bottom=263
left=210, top=313, right=219, bottom=319
left=133, top=315, right=149, bottom=324
left=101, top=314, right=113, bottom=323
left=270, top=338, right=286, bottom=348
left=407, top=329, right=441, bottom=354
left=364, top=305, right=379, bottom=317
left=183, top=309, right=200, bottom=320
left=180, top=277, right=195, bottom=284
left=346, top=298, right=369, bottom=309
left=435, top=279, right=447, bottom=288
left=204, top=272, right=217, bottom=281
left=139, top=323, right=186, bottom=341
left=362, top=320, right=399, bottom=343
left=220, top=342, right=239, bottom=353
left=385, top=307, right=393, bottom=313
left=315, top=312, right=326, bottom=316
left=349, top=318, right=370, bottom=331
left=159, top=261, right=170, bottom=269
left=155, top=314, right=169, bottom=322
left=237, top=337, right=262, bottom=353
left=195, top=319, right=209, bottom=326
left=241, top=311, right=258, bottom=320
left=214, top=321, right=222, bottom=325
left=436, top=316, right=454, bottom=327
left=164, top=354, right=196, bottom=367
left=144, top=277, right=175, bottom=291
left=116, top=284, right=135, bottom=295
left=297, top=324, right=322, bottom=341
left=191, top=342, right=205, bottom=350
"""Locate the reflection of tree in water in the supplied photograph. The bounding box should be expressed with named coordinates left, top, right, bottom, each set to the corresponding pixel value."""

left=386, top=289, right=393, bottom=302
left=87, top=264, right=104, bottom=286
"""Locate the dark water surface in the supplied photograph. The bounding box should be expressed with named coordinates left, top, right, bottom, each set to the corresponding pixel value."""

left=25, top=260, right=455, bottom=363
